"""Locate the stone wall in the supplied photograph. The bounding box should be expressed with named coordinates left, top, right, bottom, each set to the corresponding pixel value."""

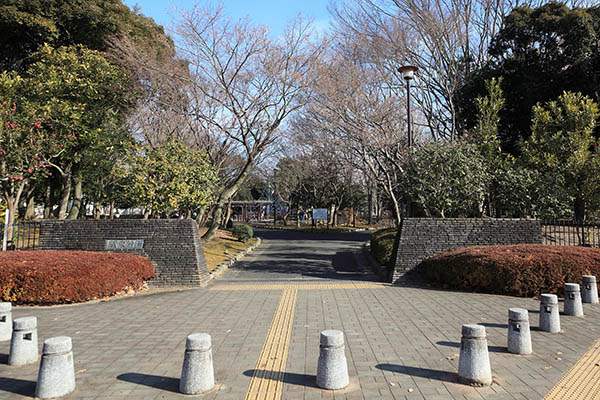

left=389, top=218, right=542, bottom=282
left=38, top=219, right=209, bottom=286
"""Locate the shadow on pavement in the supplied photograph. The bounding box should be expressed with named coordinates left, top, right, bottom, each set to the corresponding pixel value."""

left=243, top=369, right=319, bottom=388
left=0, top=353, right=7, bottom=364
left=480, top=322, right=508, bottom=329
left=117, top=373, right=179, bottom=393
left=255, top=229, right=371, bottom=243
left=0, top=377, right=36, bottom=397
left=375, top=364, right=457, bottom=383
left=436, top=341, right=508, bottom=354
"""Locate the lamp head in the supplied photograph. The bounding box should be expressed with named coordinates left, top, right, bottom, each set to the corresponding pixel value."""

left=398, top=65, right=418, bottom=80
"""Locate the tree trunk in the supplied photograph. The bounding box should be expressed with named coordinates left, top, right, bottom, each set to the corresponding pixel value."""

left=44, top=185, right=52, bottom=219
left=574, top=196, right=585, bottom=222
left=223, top=199, right=233, bottom=228
left=93, top=203, right=102, bottom=219
left=3, top=179, right=27, bottom=245
left=57, top=162, right=73, bottom=220
left=67, top=164, right=82, bottom=220
left=143, top=209, right=151, bottom=219
left=195, top=205, right=207, bottom=226
left=24, top=186, right=35, bottom=220
left=203, top=160, right=255, bottom=241
left=109, top=200, right=115, bottom=219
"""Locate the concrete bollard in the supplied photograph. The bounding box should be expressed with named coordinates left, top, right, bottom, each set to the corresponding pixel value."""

left=582, top=275, right=599, bottom=304
left=8, top=316, right=38, bottom=366
left=507, top=308, right=532, bottom=355
left=179, top=333, right=214, bottom=394
left=35, top=336, right=76, bottom=399
left=0, top=302, right=11, bottom=341
left=539, top=294, right=560, bottom=333
left=458, top=324, right=492, bottom=387
left=564, top=283, right=584, bottom=316
left=316, top=330, right=349, bottom=390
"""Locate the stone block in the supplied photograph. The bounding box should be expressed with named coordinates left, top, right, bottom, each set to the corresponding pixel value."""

left=539, top=294, right=560, bottom=333
left=458, top=324, right=492, bottom=386
left=9, top=316, right=38, bottom=366
left=0, top=302, right=11, bottom=341
left=180, top=333, right=214, bottom=394
left=316, top=330, right=349, bottom=390
left=582, top=275, right=599, bottom=304
left=507, top=308, right=532, bottom=355
left=36, top=336, right=76, bottom=399
left=564, top=283, right=584, bottom=316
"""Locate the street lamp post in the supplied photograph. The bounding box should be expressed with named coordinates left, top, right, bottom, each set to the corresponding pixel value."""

left=397, top=65, right=418, bottom=147
left=398, top=65, right=418, bottom=218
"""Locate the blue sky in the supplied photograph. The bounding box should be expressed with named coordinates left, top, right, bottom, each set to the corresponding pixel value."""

left=123, top=0, right=332, bottom=37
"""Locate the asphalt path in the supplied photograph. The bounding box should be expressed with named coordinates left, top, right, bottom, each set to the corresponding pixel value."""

left=220, top=228, right=381, bottom=282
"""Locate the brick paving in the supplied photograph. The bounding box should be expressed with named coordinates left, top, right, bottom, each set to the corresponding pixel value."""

left=1, top=229, right=599, bottom=399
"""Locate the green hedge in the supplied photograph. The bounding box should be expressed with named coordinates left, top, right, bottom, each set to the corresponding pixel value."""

left=370, top=228, right=396, bottom=266
left=420, top=244, right=600, bottom=297
left=232, top=224, right=254, bottom=242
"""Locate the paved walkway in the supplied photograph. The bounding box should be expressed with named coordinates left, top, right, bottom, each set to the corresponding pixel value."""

left=1, top=229, right=600, bottom=399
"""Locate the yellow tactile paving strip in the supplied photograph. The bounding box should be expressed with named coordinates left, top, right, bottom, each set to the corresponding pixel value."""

left=210, top=282, right=386, bottom=291
left=543, top=338, right=600, bottom=400
left=244, top=287, right=298, bottom=400
left=215, top=282, right=384, bottom=399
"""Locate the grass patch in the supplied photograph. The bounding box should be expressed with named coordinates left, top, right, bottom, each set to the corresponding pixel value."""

left=200, top=229, right=258, bottom=271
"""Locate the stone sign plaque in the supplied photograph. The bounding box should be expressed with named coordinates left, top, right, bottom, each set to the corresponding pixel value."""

left=105, top=239, right=144, bottom=250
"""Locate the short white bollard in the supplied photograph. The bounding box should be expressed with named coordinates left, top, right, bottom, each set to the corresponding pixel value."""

left=539, top=294, right=560, bottom=333
left=316, top=330, right=349, bottom=390
left=0, top=302, right=11, bottom=341
left=35, top=336, right=76, bottom=399
left=8, top=316, right=38, bottom=366
left=507, top=308, right=532, bottom=355
left=179, top=333, right=214, bottom=394
left=564, top=283, right=584, bottom=316
left=458, top=324, right=492, bottom=387
left=582, top=275, right=599, bottom=304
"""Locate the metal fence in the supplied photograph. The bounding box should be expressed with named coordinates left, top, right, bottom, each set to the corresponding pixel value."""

left=541, top=220, right=600, bottom=247
left=1, top=221, right=41, bottom=250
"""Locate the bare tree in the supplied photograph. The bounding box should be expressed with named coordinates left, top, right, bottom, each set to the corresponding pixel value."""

left=289, top=35, right=409, bottom=221
left=108, top=33, right=192, bottom=149
left=175, top=4, right=327, bottom=240
left=330, top=0, right=520, bottom=141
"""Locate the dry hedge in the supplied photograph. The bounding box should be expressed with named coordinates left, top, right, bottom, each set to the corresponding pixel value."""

left=420, top=244, right=600, bottom=297
left=0, top=251, right=155, bottom=305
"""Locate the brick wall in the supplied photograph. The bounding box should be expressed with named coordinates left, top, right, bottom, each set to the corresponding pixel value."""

left=389, top=218, right=542, bottom=282
left=38, top=219, right=210, bottom=286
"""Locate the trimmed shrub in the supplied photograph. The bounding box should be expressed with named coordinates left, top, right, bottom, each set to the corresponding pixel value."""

left=370, top=228, right=396, bottom=266
left=420, top=244, right=600, bottom=297
left=232, top=224, right=253, bottom=242
left=0, top=251, right=155, bottom=305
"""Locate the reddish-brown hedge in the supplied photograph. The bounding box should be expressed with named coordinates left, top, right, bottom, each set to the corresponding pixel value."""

left=0, top=251, right=155, bottom=305
left=420, top=245, right=600, bottom=297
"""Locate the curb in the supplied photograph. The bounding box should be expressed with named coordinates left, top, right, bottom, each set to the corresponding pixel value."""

left=205, top=237, right=263, bottom=283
